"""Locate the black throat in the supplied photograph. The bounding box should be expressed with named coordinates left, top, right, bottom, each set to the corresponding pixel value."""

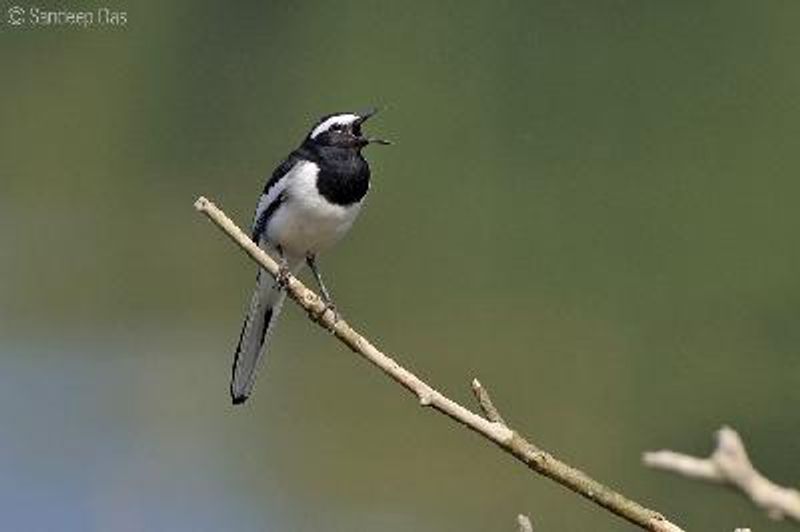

left=299, top=144, right=371, bottom=206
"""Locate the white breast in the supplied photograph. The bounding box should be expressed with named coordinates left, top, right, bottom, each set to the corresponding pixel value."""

left=265, top=161, right=364, bottom=259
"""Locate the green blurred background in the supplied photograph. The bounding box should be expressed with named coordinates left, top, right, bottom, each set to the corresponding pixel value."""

left=2, top=2, right=799, bottom=530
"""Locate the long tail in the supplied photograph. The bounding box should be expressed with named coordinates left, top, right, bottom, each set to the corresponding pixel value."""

left=230, top=268, right=289, bottom=404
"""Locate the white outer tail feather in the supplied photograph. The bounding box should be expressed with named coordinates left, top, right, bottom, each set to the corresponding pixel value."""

left=230, top=259, right=301, bottom=404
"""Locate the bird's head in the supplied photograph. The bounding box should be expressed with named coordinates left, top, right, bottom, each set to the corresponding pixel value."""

left=303, top=108, right=390, bottom=151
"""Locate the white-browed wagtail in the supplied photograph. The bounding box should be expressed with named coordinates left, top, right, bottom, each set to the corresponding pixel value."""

left=230, top=109, right=388, bottom=405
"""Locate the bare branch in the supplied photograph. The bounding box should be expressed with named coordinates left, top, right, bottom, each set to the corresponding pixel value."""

left=195, top=196, right=684, bottom=532
left=517, top=514, right=533, bottom=532
left=644, top=426, right=800, bottom=523
left=471, top=378, right=506, bottom=425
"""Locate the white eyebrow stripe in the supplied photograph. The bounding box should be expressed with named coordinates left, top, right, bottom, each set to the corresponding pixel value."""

left=309, top=114, right=359, bottom=139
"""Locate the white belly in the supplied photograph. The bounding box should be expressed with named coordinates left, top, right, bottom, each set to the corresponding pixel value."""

left=265, top=161, right=363, bottom=258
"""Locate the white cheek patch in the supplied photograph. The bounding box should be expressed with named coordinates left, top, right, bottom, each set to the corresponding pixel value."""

left=310, top=114, right=359, bottom=139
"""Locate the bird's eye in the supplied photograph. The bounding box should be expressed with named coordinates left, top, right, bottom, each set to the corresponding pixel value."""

left=330, top=124, right=344, bottom=132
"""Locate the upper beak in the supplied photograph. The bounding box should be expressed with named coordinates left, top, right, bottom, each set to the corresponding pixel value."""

left=355, top=107, right=390, bottom=145
left=355, top=107, right=379, bottom=125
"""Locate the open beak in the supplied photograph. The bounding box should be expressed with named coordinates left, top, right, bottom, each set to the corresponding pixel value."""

left=355, top=107, right=390, bottom=146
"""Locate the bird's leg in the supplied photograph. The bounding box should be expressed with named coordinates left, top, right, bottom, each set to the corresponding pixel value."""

left=306, top=254, right=339, bottom=321
left=306, top=254, right=334, bottom=303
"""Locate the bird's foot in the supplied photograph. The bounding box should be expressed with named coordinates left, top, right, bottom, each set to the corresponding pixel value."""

left=311, top=298, right=341, bottom=327
left=323, top=300, right=341, bottom=325
left=274, top=264, right=291, bottom=290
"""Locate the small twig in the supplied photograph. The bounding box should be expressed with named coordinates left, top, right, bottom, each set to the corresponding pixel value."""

left=517, top=513, right=533, bottom=532
left=471, top=378, right=506, bottom=425
left=644, top=426, right=800, bottom=523
left=195, top=196, right=683, bottom=532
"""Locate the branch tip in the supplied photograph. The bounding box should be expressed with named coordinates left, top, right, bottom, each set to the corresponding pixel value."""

left=644, top=426, right=800, bottom=523
left=194, top=196, right=210, bottom=211
left=470, top=377, right=506, bottom=425
left=517, top=514, right=533, bottom=532
left=418, top=390, right=433, bottom=406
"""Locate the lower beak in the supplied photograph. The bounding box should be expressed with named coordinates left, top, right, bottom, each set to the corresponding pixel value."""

left=356, top=137, right=390, bottom=148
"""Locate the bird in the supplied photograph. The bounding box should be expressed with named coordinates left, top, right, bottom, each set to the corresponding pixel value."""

left=230, top=109, right=389, bottom=405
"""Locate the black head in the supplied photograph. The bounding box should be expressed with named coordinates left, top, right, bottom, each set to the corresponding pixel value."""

left=303, top=109, right=389, bottom=151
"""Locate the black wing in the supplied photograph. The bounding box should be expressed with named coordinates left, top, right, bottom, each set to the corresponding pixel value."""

left=251, top=152, right=305, bottom=243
